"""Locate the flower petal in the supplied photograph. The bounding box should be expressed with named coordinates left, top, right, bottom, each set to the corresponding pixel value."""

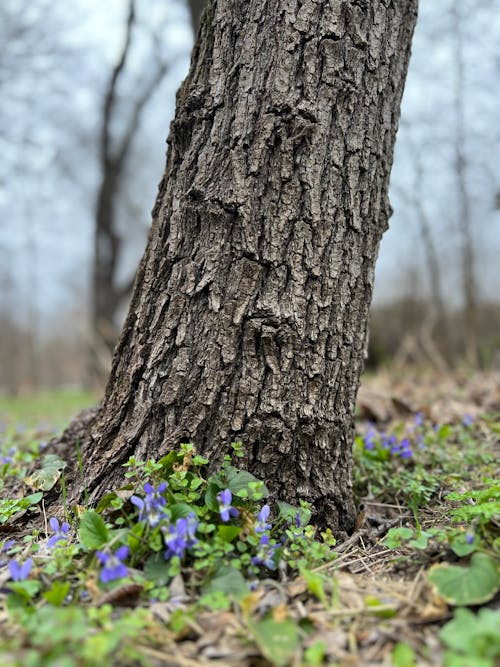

left=49, top=517, right=60, bottom=531
left=115, top=545, right=129, bottom=561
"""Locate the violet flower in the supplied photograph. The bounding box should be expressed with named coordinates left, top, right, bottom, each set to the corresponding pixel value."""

left=162, top=513, right=199, bottom=560
left=463, top=414, right=474, bottom=427
left=251, top=534, right=278, bottom=570
left=96, top=546, right=129, bottom=583
left=1, top=447, right=16, bottom=465
left=8, top=558, right=33, bottom=581
left=47, top=517, right=71, bottom=547
left=130, top=481, right=168, bottom=527
left=255, top=505, right=272, bottom=533
left=216, top=489, right=239, bottom=522
left=383, top=434, right=398, bottom=451
left=363, top=423, right=377, bottom=450
left=399, top=438, right=413, bottom=459
left=1, top=539, right=15, bottom=553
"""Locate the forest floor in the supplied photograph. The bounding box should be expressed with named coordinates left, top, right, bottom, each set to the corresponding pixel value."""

left=0, top=370, right=498, bottom=667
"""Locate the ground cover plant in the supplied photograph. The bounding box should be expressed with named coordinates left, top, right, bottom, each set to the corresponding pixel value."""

left=0, top=374, right=499, bottom=666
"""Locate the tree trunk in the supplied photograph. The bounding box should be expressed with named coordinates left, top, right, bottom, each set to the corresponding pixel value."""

left=69, top=0, right=417, bottom=533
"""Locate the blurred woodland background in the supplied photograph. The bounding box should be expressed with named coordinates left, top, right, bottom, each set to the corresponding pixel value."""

left=0, top=0, right=499, bottom=395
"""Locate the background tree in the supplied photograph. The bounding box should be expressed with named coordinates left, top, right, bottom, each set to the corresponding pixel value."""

left=59, top=0, right=418, bottom=533
left=187, top=0, right=205, bottom=35
left=92, top=0, right=173, bottom=377
left=451, top=2, right=478, bottom=366
left=91, top=0, right=207, bottom=380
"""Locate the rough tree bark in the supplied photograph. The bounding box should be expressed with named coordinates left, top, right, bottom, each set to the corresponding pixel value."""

left=67, top=0, right=417, bottom=533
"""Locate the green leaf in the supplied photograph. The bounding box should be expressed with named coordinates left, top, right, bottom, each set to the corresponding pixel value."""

left=170, top=503, right=195, bottom=521
left=450, top=534, right=477, bottom=558
left=157, top=451, right=179, bottom=476
left=224, top=466, right=269, bottom=498
left=25, top=491, right=44, bottom=505
left=198, top=591, right=231, bottom=611
left=192, top=455, right=209, bottom=466
left=203, top=564, right=249, bottom=600
left=205, top=482, right=222, bottom=512
left=8, top=580, right=40, bottom=600
left=383, top=527, right=414, bottom=548
left=144, top=553, right=169, bottom=586
left=79, top=511, right=109, bottom=549
left=303, top=641, right=327, bottom=666
left=217, top=525, right=241, bottom=542
left=277, top=501, right=311, bottom=527
left=365, top=596, right=397, bottom=619
left=443, top=653, right=493, bottom=667
left=428, top=553, right=500, bottom=606
left=0, top=492, right=43, bottom=524
left=43, top=580, right=71, bottom=606
left=409, top=531, right=431, bottom=549
left=437, top=424, right=452, bottom=440
left=96, top=486, right=134, bottom=512
left=392, top=642, right=416, bottom=667
left=128, top=521, right=146, bottom=553
left=25, top=454, right=66, bottom=491
left=247, top=617, right=300, bottom=667
left=440, top=608, right=500, bottom=661
left=300, top=568, right=327, bottom=604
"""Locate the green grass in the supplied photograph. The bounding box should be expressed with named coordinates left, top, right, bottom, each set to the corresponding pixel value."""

left=0, top=390, right=98, bottom=430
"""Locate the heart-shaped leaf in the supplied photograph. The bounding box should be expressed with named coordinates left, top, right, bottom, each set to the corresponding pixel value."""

left=247, top=617, right=300, bottom=667
left=26, top=455, right=66, bottom=491
left=203, top=564, right=248, bottom=599
left=428, top=553, right=500, bottom=606
left=79, top=511, right=109, bottom=549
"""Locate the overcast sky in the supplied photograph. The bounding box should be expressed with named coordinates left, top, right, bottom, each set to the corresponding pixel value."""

left=0, top=0, right=499, bottom=337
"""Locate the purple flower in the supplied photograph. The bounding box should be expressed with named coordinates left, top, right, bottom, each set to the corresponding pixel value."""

left=1, top=447, right=16, bottom=465
left=463, top=414, right=474, bottom=427
left=399, top=438, right=413, bottom=459
left=0, top=540, right=15, bottom=568
left=130, top=481, right=168, bottom=527
left=1, top=539, right=15, bottom=553
left=8, top=558, right=33, bottom=581
left=295, top=512, right=301, bottom=528
left=255, top=505, right=272, bottom=533
left=363, top=424, right=377, bottom=450
left=465, top=532, right=474, bottom=545
left=96, top=546, right=129, bottom=583
left=216, top=489, right=239, bottom=522
left=162, top=513, right=199, bottom=560
left=383, top=434, right=397, bottom=450
left=414, top=412, right=424, bottom=427
left=184, top=513, right=199, bottom=543
left=251, top=534, right=278, bottom=570
left=47, top=517, right=71, bottom=548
